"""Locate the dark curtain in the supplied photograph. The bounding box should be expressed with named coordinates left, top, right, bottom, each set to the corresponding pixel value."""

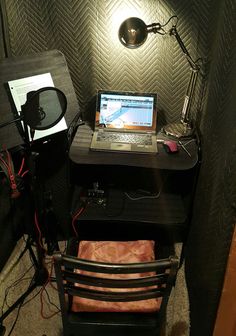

left=185, top=0, right=236, bottom=335
left=0, top=0, right=10, bottom=58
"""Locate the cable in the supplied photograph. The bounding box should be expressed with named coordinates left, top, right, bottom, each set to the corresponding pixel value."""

left=44, top=287, right=60, bottom=312
left=4, top=274, right=35, bottom=336
left=6, top=272, right=39, bottom=335
left=40, top=291, right=60, bottom=319
left=162, top=15, right=178, bottom=28
left=34, top=211, right=45, bottom=251
left=6, top=301, right=23, bottom=336
left=39, top=260, right=60, bottom=319
left=71, top=206, right=86, bottom=237
left=0, top=148, right=24, bottom=198
left=20, top=169, right=29, bottom=177
left=148, top=15, right=179, bottom=36
left=124, top=189, right=162, bottom=201
left=3, top=277, right=32, bottom=311
left=21, top=287, right=42, bottom=307
left=124, top=175, right=168, bottom=201
left=3, top=148, right=18, bottom=198
left=44, top=258, right=58, bottom=291
left=1, top=263, right=34, bottom=314
left=17, top=157, right=25, bottom=176
left=1, top=261, right=40, bottom=336
left=17, top=156, right=29, bottom=178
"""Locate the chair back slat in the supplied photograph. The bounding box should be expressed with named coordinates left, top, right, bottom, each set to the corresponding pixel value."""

left=60, top=253, right=174, bottom=274
left=63, top=270, right=168, bottom=288
left=66, top=285, right=164, bottom=302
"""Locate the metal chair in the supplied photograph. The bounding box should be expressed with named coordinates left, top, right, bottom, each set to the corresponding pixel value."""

left=53, top=239, right=179, bottom=336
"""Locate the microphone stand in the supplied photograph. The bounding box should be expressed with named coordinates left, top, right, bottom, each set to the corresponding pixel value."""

left=0, top=111, right=49, bottom=335
left=0, top=86, right=67, bottom=334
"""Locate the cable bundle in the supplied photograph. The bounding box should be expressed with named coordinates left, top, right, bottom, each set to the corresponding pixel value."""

left=0, top=147, right=28, bottom=199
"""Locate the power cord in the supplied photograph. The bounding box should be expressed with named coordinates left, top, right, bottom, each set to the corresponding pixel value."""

left=1, top=264, right=34, bottom=315
left=6, top=301, right=23, bottom=336
left=1, top=270, right=34, bottom=336
left=124, top=189, right=162, bottom=201
left=124, top=174, right=168, bottom=201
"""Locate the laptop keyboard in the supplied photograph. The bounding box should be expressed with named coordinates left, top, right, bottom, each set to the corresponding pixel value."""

left=97, top=132, right=152, bottom=145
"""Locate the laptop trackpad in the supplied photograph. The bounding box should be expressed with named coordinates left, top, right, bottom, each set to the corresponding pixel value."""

left=111, top=143, right=131, bottom=151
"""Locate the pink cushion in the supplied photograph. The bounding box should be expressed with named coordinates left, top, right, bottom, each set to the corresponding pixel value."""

left=71, top=240, right=161, bottom=313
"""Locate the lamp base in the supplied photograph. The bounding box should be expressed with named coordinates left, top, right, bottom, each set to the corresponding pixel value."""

left=162, top=122, right=194, bottom=139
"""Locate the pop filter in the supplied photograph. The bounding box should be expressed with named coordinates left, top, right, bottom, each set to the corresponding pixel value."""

left=22, top=87, right=67, bottom=130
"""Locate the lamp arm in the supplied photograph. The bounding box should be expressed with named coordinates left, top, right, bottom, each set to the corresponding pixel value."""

left=169, top=26, right=200, bottom=125
left=143, top=18, right=202, bottom=137
left=170, top=26, right=199, bottom=71
left=180, top=68, right=199, bottom=124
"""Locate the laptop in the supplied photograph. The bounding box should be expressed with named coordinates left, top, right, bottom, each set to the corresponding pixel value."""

left=90, top=90, right=158, bottom=154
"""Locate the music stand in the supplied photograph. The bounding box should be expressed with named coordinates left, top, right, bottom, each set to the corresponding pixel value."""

left=0, top=87, right=67, bottom=335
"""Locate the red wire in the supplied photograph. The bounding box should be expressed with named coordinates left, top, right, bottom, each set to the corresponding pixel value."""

left=0, top=150, right=28, bottom=198
left=21, top=169, right=29, bottom=177
left=34, top=211, right=45, bottom=250
left=72, top=206, right=85, bottom=237
left=0, top=155, right=11, bottom=173
left=0, top=149, right=19, bottom=197
left=18, top=157, right=25, bottom=176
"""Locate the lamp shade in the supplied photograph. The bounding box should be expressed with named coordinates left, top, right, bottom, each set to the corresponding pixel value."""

left=118, top=17, right=148, bottom=48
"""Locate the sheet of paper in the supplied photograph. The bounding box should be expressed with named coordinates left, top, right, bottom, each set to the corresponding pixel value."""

left=8, top=73, right=67, bottom=141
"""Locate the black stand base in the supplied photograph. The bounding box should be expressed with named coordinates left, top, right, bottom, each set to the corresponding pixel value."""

left=0, top=238, right=49, bottom=332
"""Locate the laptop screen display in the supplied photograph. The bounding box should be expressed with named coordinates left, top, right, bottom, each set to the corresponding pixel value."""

left=95, top=90, right=157, bottom=132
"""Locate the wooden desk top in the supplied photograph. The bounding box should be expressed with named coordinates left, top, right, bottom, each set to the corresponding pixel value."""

left=69, top=124, right=199, bottom=170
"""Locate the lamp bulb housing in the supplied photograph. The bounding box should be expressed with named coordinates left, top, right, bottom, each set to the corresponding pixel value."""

left=118, top=17, right=148, bottom=48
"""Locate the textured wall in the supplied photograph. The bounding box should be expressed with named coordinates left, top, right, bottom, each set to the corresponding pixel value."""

left=3, top=0, right=210, bottom=127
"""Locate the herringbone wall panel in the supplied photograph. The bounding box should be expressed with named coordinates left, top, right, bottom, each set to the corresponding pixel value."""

left=4, top=0, right=210, bottom=126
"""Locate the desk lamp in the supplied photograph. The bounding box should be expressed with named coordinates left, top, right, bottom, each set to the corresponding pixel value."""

left=118, top=16, right=201, bottom=138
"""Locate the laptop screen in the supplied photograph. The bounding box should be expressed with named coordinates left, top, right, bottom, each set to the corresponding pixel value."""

left=95, top=90, right=157, bottom=132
